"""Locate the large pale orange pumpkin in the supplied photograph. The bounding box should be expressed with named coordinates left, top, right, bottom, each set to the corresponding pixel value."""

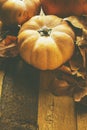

left=18, top=15, right=75, bottom=70
left=0, top=0, right=41, bottom=25
left=40, top=0, right=87, bottom=17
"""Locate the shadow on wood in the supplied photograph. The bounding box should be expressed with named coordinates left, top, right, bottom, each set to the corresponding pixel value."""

left=0, top=56, right=40, bottom=130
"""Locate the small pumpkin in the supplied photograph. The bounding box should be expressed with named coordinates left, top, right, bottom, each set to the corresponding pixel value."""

left=40, top=0, right=87, bottom=17
left=0, top=0, right=41, bottom=25
left=18, top=15, right=75, bottom=70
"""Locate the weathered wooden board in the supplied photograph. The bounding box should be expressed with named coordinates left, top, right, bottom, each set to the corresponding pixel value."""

left=76, top=103, right=87, bottom=130
left=0, top=70, right=5, bottom=120
left=38, top=71, right=77, bottom=130
left=0, top=71, right=4, bottom=98
left=0, top=57, right=40, bottom=130
left=0, top=57, right=87, bottom=130
left=0, top=58, right=6, bottom=119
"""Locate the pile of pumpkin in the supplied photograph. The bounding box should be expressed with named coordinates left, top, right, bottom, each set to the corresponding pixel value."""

left=0, top=0, right=87, bottom=103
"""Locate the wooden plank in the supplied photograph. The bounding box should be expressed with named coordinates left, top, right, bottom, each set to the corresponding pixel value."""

left=0, top=70, right=5, bottom=119
left=76, top=103, right=87, bottom=130
left=0, top=59, right=6, bottom=119
left=38, top=71, right=77, bottom=130
left=0, top=71, right=4, bottom=98
left=0, top=57, right=40, bottom=130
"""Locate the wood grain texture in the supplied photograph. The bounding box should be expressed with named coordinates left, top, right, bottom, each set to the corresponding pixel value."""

left=0, top=71, right=4, bottom=98
left=0, top=58, right=6, bottom=119
left=76, top=103, right=87, bottom=130
left=0, top=57, right=40, bottom=130
left=38, top=71, right=77, bottom=130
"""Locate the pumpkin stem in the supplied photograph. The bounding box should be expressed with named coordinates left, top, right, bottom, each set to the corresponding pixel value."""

left=38, top=26, right=52, bottom=36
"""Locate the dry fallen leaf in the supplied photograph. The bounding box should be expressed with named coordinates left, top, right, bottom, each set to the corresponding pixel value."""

left=0, top=24, right=20, bottom=57
left=0, top=35, right=19, bottom=57
left=49, top=16, right=87, bottom=104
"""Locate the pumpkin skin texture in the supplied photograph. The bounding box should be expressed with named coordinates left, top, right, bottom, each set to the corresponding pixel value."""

left=18, top=15, right=75, bottom=70
left=0, top=0, right=41, bottom=25
left=40, top=0, right=87, bottom=17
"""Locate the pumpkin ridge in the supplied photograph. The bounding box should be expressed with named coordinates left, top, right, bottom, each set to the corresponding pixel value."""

left=51, top=31, right=75, bottom=63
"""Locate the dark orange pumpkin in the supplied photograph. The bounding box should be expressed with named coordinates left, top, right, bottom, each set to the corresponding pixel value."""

left=40, top=0, right=87, bottom=17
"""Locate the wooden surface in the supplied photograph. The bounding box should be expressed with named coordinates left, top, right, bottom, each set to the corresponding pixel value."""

left=0, top=57, right=40, bottom=130
left=76, top=103, right=87, bottom=130
left=0, top=57, right=87, bottom=130
left=38, top=71, right=77, bottom=130
left=0, top=71, right=4, bottom=98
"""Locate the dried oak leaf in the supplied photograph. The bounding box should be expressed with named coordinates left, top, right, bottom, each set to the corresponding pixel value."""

left=64, top=16, right=87, bottom=79
left=50, top=16, right=87, bottom=103
left=0, top=24, right=20, bottom=57
left=0, top=34, right=19, bottom=57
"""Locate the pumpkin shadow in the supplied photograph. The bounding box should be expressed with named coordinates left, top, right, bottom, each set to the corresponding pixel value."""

left=0, top=56, right=40, bottom=129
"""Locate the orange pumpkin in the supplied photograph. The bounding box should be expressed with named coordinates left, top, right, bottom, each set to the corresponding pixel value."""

left=0, top=0, right=41, bottom=25
left=18, top=15, right=75, bottom=70
left=40, top=0, right=87, bottom=17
